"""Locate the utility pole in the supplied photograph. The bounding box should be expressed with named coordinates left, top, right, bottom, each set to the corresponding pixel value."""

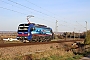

left=55, top=20, right=58, bottom=33
left=85, top=21, right=87, bottom=37
left=74, top=28, right=75, bottom=40
left=79, top=30, right=80, bottom=39
left=0, top=33, right=1, bottom=40
left=70, top=33, right=71, bottom=39
left=84, top=21, right=87, bottom=45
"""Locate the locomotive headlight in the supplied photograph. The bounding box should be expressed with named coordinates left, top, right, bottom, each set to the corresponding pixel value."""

left=28, top=33, right=30, bottom=36
left=25, top=37, right=27, bottom=38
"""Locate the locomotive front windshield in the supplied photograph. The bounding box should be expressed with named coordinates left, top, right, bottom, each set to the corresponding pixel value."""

left=18, top=24, right=29, bottom=32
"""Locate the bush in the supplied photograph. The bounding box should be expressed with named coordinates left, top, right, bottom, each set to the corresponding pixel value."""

left=66, top=57, right=75, bottom=60
left=73, top=55, right=82, bottom=59
left=85, top=30, right=90, bottom=45
left=40, top=55, right=63, bottom=60
left=40, top=57, right=52, bottom=60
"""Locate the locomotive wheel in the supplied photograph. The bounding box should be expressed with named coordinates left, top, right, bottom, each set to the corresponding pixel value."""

left=37, top=36, right=41, bottom=42
left=29, top=39, right=33, bottom=42
left=20, top=40, right=26, bottom=43
left=31, top=35, right=52, bottom=42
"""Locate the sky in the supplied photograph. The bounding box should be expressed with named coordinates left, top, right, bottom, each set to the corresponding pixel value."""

left=0, top=0, right=90, bottom=32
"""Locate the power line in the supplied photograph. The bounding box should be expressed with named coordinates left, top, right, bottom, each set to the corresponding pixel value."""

left=25, top=0, right=75, bottom=26
left=7, top=0, right=56, bottom=23
left=1, top=0, right=80, bottom=32
left=7, top=0, right=69, bottom=24
left=25, top=0, right=66, bottom=22
left=25, top=0, right=57, bottom=18
left=7, top=0, right=54, bottom=19
left=0, top=6, right=27, bottom=15
left=25, top=0, right=70, bottom=29
left=25, top=0, right=79, bottom=29
left=76, top=21, right=85, bottom=28
left=1, top=0, right=33, bottom=14
left=1, top=0, right=55, bottom=23
left=0, top=6, right=53, bottom=23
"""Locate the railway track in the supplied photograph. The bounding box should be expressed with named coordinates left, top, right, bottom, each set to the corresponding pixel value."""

left=0, top=39, right=84, bottom=48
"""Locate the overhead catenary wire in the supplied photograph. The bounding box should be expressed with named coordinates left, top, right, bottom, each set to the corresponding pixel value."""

left=7, top=0, right=56, bottom=23
left=76, top=21, right=86, bottom=31
left=1, top=0, right=76, bottom=27
left=7, top=0, right=71, bottom=27
left=0, top=7, right=27, bottom=15
left=25, top=0, right=81, bottom=31
left=0, top=6, right=53, bottom=24
left=7, top=0, right=54, bottom=19
left=1, top=0, right=33, bottom=14
left=25, top=0, right=56, bottom=18
left=7, top=0, right=67, bottom=23
left=25, top=1, right=74, bottom=21
left=25, top=0, right=69, bottom=29
left=25, top=0, right=73, bottom=24
left=25, top=0, right=67, bottom=23
left=25, top=0, right=79, bottom=29
left=76, top=21, right=85, bottom=28
left=1, top=0, right=55, bottom=23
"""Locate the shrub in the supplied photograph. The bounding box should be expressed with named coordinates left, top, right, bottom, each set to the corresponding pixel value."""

left=84, top=30, right=90, bottom=45
left=73, top=55, right=82, bottom=59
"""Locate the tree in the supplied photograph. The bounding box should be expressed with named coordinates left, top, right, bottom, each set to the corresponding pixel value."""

left=84, top=30, right=90, bottom=45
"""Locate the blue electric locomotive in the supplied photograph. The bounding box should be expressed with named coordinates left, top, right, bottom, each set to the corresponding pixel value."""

left=17, top=23, right=54, bottom=42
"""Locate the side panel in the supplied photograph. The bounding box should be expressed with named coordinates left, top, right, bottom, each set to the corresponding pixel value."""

left=31, top=26, right=53, bottom=35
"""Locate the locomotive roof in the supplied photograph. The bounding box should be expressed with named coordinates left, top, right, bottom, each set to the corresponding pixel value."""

left=18, top=23, right=52, bottom=30
left=19, top=23, right=47, bottom=27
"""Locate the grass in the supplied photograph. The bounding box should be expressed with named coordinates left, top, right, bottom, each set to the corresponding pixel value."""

left=40, top=54, right=83, bottom=60
left=1, top=48, right=89, bottom=60
left=26, top=49, right=74, bottom=60
left=0, top=46, right=84, bottom=60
